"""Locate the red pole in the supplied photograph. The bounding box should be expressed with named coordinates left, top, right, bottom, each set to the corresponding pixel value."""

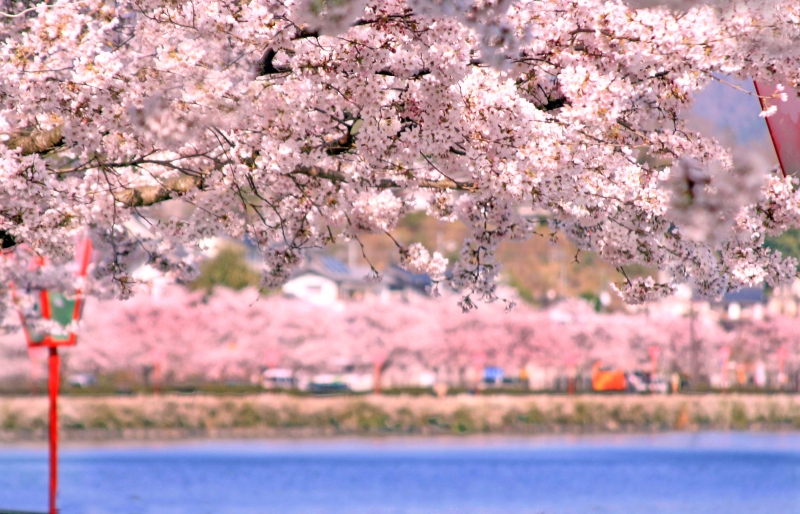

left=48, top=347, right=59, bottom=514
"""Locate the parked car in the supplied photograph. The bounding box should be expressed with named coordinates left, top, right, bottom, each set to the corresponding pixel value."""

left=309, top=382, right=350, bottom=395
left=262, top=368, right=294, bottom=389
left=649, top=376, right=669, bottom=394
left=626, top=371, right=649, bottom=394
left=66, top=373, right=96, bottom=388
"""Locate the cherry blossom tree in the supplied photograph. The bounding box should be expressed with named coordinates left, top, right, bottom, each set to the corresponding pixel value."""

left=2, top=285, right=798, bottom=389
left=2, top=0, right=800, bottom=316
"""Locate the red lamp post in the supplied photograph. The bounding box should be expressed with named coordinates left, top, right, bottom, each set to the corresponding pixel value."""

left=9, top=239, right=92, bottom=514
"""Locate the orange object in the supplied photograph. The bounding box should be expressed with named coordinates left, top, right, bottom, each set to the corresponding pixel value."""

left=592, top=362, right=626, bottom=391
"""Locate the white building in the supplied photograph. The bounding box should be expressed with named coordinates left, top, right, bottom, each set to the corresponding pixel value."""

left=282, top=253, right=434, bottom=305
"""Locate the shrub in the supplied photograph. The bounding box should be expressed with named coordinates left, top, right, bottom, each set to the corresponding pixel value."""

left=232, top=403, right=262, bottom=427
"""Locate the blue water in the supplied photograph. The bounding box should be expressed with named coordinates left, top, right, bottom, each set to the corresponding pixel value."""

left=1, top=433, right=800, bottom=514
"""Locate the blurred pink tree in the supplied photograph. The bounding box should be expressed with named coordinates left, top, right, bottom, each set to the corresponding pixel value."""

left=2, top=286, right=798, bottom=387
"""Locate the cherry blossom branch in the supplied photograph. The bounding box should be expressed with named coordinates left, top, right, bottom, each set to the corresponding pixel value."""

left=0, top=1, right=87, bottom=18
left=109, top=165, right=474, bottom=209
left=113, top=174, right=204, bottom=207
left=291, top=165, right=476, bottom=191
left=5, top=127, right=63, bottom=156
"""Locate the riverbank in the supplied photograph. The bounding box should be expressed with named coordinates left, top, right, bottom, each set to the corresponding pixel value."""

left=2, top=393, right=800, bottom=442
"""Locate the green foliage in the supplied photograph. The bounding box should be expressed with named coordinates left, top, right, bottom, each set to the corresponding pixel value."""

left=507, top=273, right=536, bottom=304
left=730, top=402, right=749, bottom=430
left=579, top=291, right=601, bottom=311
left=2, top=410, right=19, bottom=430
left=765, top=229, right=800, bottom=268
left=190, top=245, right=260, bottom=293
left=340, top=402, right=390, bottom=431
left=572, top=402, right=601, bottom=426
left=10, top=396, right=800, bottom=439
left=161, top=402, right=190, bottom=428
left=233, top=403, right=262, bottom=427
left=451, top=407, right=476, bottom=433
left=401, top=211, right=428, bottom=233
left=88, top=404, right=123, bottom=430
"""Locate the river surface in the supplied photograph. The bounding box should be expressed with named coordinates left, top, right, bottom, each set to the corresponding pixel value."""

left=1, top=433, right=799, bottom=514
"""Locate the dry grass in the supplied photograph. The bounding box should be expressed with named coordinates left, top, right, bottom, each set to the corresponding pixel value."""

left=2, top=393, right=800, bottom=442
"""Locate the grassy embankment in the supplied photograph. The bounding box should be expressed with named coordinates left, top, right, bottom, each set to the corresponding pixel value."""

left=2, top=394, right=800, bottom=442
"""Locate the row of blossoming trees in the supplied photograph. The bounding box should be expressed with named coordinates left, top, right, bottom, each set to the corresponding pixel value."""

left=1, top=286, right=797, bottom=390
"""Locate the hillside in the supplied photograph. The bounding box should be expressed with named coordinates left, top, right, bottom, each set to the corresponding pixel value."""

left=325, top=212, right=650, bottom=306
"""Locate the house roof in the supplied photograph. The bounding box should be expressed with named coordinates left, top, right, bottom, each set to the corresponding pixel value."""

left=319, top=256, right=350, bottom=276
left=289, top=254, right=435, bottom=295
left=290, top=253, right=375, bottom=287
left=385, top=265, right=432, bottom=293
left=720, top=286, right=765, bottom=305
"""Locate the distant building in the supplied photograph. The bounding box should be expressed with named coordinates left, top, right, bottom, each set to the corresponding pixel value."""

left=641, top=281, right=767, bottom=322
left=283, top=255, right=437, bottom=305
left=282, top=254, right=383, bottom=305
left=718, top=286, right=766, bottom=321
left=384, top=265, right=433, bottom=300
left=261, top=368, right=294, bottom=389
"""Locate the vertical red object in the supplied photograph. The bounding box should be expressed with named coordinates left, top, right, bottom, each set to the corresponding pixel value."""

left=373, top=361, right=382, bottom=395
left=648, top=346, right=661, bottom=378
left=754, top=79, right=800, bottom=178
left=153, top=360, right=161, bottom=395
left=566, top=355, right=578, bottom=395
left=371, top=351, right=387, bottom=395
left=48, top=347, right=59, bottom=514
left=719, top=346, right=731, bottom=392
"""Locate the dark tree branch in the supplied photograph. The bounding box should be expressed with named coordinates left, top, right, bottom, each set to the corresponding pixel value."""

left=292, top=28, right=320, bottom=40
left=109, top=163, right=473, bottom=208
left=257, top=48, right=291, bottom=76
left=0, top=122, right=474, bottom=208
left=292, top=165, right=474, bottom=191
left=114, top=174, right=204, bottom=207
left=0, top=230, right=16, bottom=249
left=6, top=127, right=63, bottom=155
left=538, top=98, right=568, bottom=111
left=375, top=67, right=431, bottom=79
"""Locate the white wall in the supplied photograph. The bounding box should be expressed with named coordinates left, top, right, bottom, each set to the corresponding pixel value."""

left=282, top=274, right=339, bottom=305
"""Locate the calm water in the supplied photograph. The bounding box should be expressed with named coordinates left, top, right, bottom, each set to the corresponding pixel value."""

left=1, top=433, right=800, bottom=514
